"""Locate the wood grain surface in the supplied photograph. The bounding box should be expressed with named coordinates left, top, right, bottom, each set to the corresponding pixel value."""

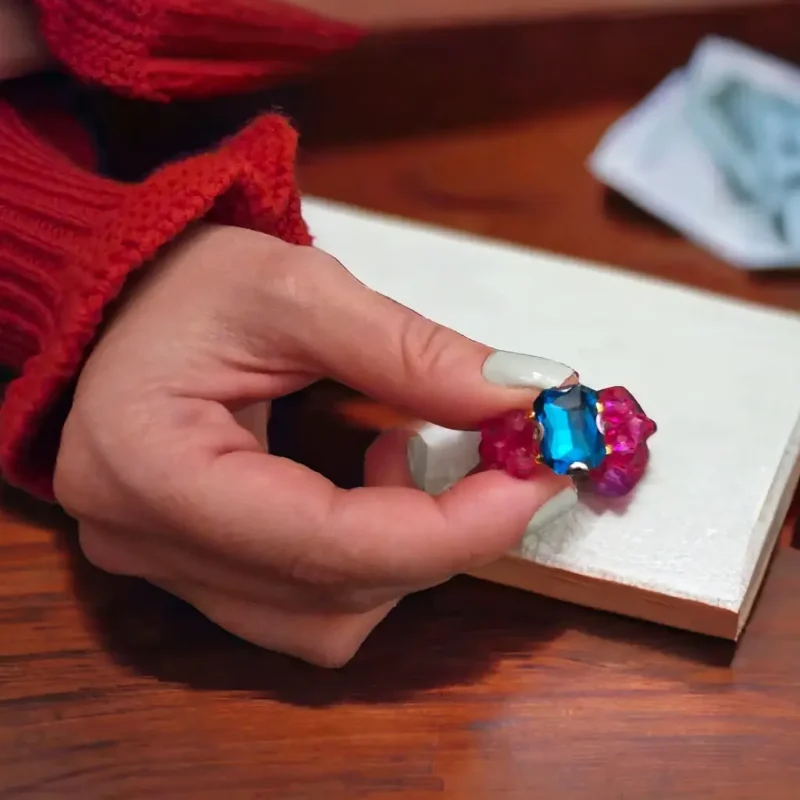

left=3, top=492, right=800, bottom=799
left=3, top=4, right=800, bottom=798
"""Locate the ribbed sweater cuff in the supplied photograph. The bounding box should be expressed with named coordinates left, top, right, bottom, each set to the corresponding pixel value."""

left=0, top=101, right=310, bottom=499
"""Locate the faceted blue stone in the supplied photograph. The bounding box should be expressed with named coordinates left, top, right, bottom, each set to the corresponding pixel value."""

left=533, top=385, right=606, bottom=475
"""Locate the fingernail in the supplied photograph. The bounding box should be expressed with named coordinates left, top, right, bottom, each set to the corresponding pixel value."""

left=482, top=350, right=576, bottom=390
left=525, top=486, right=578, bottom=536
left=407, top=423, right=481, bottom=495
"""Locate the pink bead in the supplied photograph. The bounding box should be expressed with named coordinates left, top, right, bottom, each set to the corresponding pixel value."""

left=590, top=386, right=657, bottom=496
left=588, top=445, right=650, bottom=497
left=599, top=386, right=657, bottom=450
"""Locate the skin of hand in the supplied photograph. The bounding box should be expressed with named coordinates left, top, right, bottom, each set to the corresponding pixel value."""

left=0, top=0, right=50, bottom=80
left=53, top=224, right=575, bottom=667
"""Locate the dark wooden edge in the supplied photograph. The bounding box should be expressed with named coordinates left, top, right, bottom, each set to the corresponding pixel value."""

left=297, top=2, right=800, bottom=147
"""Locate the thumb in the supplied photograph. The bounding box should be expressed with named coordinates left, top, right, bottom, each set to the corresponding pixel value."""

left=365, top=426, right=578, bottom=570
left=296, top=256, right=576, bottom=428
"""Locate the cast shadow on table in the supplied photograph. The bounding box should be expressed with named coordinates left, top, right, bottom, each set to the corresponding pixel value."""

left=52, top=528, right=736, bottom=709
left=602, top=190, right=682, bottom=239
left=602, top=189, right=800, bottom=281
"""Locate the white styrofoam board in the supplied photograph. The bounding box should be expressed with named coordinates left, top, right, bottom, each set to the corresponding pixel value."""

left=302, top=197, right=800, bottom=634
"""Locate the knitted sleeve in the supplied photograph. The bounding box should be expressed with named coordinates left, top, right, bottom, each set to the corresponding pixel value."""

left=32, top=0, right=362, bottom=101
left=0, top=100, right=310, bottom=500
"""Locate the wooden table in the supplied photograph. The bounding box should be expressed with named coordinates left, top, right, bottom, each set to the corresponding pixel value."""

left=3, top=4, right=800, bottom=798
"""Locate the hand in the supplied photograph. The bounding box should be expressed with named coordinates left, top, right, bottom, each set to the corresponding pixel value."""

left=54, top=224, right=576, bottom=667
left=0, top=1, right=50, bottom=80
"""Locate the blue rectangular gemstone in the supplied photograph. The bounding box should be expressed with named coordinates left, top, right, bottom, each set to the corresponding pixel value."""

left=533, top=385, right=606, bottom=474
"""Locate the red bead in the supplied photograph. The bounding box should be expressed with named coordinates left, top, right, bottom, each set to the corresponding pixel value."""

left=478, top=409, right=538, bottom=477
left=506, top=448, right=539, bottom=479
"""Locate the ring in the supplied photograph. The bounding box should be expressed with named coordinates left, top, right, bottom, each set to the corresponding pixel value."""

left=478, top=384, right=657, bottom=497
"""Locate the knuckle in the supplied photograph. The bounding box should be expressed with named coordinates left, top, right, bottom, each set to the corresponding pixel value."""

left=53, top=436, right=90, bottom=518
left=306, top=605, right=393, bottom=669
left=240, top=243, right=338, bottom=353
left=398, top=315, right=453, bottom=382
left=283, top=550, right=391, bottom=614
left=51, top=464, right=76, bottom=515
left=283, top=550, right=350, bottom=594
left=256, top=241, right=333, bottom=303
left=77, top=525, right=124, bottom=576
left=308, top=633, right=362, bottom=670
left=336, top=588, right=394, bottom=615
left=335, top=595, right=379, bottom=615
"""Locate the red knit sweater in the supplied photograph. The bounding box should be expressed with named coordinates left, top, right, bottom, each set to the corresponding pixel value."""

left=0, top=0, right=362, bottom=500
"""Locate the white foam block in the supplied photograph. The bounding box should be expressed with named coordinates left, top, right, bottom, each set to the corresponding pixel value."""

left=303, top=197, right=800, bottom=639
